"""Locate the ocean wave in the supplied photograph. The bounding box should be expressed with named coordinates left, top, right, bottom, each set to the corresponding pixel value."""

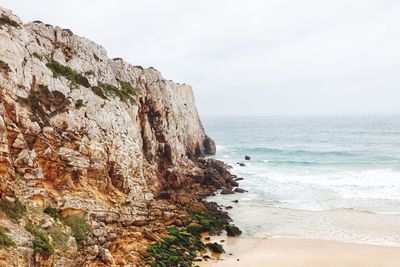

left=241, top=147, right=357, bottom=157
left=263, top=159, right=317, bottom=165
left=260, top=159, right=400, bottom=166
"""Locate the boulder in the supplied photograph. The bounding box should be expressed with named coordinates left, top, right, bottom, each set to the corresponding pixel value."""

left=225, top=225, right=242, bottom=236
left=221, top=188, right=234, bottom=195
left=234, top=188, right=246, bottom=193
left=206, top=242, right=225, bottom=253
left=230, top=180, right=239, bottom=187
left=187, top=222, right=203, bottom=235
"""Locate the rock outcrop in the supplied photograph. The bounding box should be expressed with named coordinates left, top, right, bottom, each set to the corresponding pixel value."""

left=0, top=6, right=238, bottom=267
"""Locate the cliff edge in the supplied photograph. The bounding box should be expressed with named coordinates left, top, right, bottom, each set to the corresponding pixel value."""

left=0, top=6, right=241, bottom=267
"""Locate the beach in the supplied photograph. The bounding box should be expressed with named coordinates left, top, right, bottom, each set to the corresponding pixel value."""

left=200, top=237, right=400, bottom=267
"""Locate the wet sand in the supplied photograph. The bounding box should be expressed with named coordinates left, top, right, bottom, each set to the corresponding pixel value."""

left=199, top=237, right=400, bottom=267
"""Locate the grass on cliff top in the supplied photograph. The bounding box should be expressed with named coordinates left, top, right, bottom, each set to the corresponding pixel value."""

left=46, top=58, right=90, bottom=88
left=146, top=226, right=205, bottom=267
left=25, top=222, right=55, bottom=257
left=61, top=215, right=91, bottom=245
left=0, top=198, right=27, bottom=222
left=0, top=227, right=16, bottom=248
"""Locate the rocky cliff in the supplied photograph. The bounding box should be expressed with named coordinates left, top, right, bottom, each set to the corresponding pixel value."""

left=0, top=6, right=240, bottom=267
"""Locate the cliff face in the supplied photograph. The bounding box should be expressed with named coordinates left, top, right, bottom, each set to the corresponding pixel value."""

left=0, top=6, right=224, bottom=267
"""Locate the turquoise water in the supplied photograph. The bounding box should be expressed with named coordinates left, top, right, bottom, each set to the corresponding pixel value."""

left=203, top=116, right=400, bottom=246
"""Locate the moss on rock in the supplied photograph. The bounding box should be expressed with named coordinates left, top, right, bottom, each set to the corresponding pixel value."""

left=225, top=224, right=242, bottom=237
left=206, top=242, right=225, bottom=253
left=146, top=227, right=205, bottom=267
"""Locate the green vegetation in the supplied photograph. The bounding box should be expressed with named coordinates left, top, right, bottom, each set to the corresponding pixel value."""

left=48, top=224, right=68, bottom=250
left=43, top=207, right=59, bottom=220
left=146, top=227, right=205, bottom=267
left=117, top=79, right=140, bottom=96
left=0, top=227, right=16, bottom=248
left=0, top=197, right=27, bottom=222
left=92, top=80, right=139, bottom=102
left=206, top=242, right=225, bottom=253
left=187, top=222, right=203, bottom=235
left=45, top=58, right=90, bottom=88
left=61, top=215, right=90, bottom=244
left=225, top=224, right=242, bottom=237
left=26, top=139, right=34, bottom=150
left=32, top=52, right=43, bottom=61
left=188, top=208, right=229, bottom=236
left=93, top=81, right=136, bottom=102
left=25, top=222, right=54, bottom=257
left=28, top=92, right=41, bottom=115
left=146, top=203, right=236, bottom=266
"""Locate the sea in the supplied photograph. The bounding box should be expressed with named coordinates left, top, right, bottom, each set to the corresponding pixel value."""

left=203, top=115, right=400, bottom=246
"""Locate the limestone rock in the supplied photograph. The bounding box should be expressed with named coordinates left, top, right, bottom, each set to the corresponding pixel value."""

left=0, top=5, right=235, bottom=267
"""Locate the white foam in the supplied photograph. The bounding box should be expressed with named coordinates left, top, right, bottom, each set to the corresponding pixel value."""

left=216, top=145, right=226, bottom=152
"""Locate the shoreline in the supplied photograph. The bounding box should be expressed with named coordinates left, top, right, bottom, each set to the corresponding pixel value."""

left=199, top=237, right=400, bottom=267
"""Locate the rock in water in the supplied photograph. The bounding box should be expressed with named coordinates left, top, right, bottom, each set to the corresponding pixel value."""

left=225, top=225, right=242, bottom=237
left=234, top=188, right=246, bottom=193
left=245, top=155, right=251, bottom=160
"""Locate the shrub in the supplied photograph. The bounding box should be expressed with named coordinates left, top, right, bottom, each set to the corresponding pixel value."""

left=0, top=227, right=15, bottom=248
left=32, top=52, right=43, bottom=61
left=43, top=207, right=59, bottom=220
left=0, top=198, right=26, bottom=221
left=98, top=81, right=130, bottom=101
left=92, top=80, right=139, bottom=102
left=117, top=79, right=140, bottom=96
left=25, top=222, right=54, bottom=257
left=48, top=224, right=68, bottom=250
left=46, top=59, right=90, bottom=88
left=61, top=216, right=90, bottom=244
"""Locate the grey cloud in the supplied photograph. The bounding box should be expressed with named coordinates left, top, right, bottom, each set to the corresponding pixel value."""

left=1, top=0, right=399, bottom=116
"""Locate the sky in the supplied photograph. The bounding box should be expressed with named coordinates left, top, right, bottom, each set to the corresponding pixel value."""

left=1, top=0, right=400, bottom=116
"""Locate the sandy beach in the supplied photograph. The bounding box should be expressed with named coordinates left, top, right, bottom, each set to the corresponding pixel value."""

left=199, top=237, right=400, bottom=267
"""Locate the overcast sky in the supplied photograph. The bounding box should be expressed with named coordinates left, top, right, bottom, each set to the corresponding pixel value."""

left=1, top=0, right=400, bottom=116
